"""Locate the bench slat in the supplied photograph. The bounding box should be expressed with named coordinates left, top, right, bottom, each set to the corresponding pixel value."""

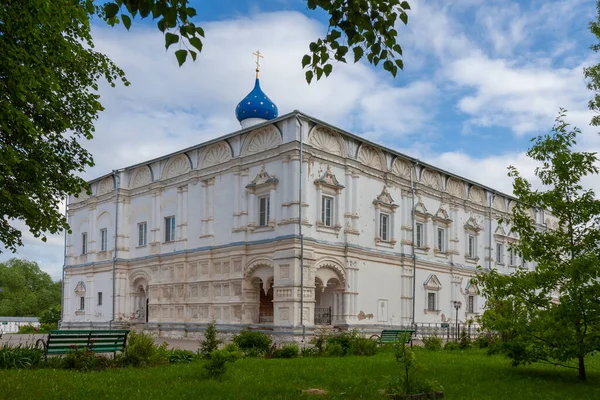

left=43, top=329, right=130, bottom=355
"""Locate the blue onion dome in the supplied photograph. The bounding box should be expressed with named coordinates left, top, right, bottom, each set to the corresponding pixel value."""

left=235, top=78, right=278, bottom=123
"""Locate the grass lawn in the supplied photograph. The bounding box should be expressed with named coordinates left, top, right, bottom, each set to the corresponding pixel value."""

left=1, top=348, right=599, bottom=399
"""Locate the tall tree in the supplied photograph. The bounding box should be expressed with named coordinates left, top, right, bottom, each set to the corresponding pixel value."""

left=475, top=111, right=600, bottom=380
left=585, top=1, right=600, bottom=126
left=1, top=0, right=410, bottom=253
left=0, top=259, right=62, bottom=317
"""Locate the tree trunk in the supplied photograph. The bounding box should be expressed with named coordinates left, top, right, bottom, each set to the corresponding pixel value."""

left=578, top=356, right=586, bottom=380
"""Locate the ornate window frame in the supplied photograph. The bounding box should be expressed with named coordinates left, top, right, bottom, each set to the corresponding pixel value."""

left=314, top=166, right=344, bottom=235
left=494, top=225, right=510, bottom=266
left=464, top=281, right=479, bottom=316
left=373, top=187, right=399, bottom=247
left=423, top=274, right=442, bottom=314
left=246, top=165, right=279, bottom=232
left=464, top=216, right=483, bottom=264
left=74, top=281, right=86, bottom=315
left=413, top=198, right=430, bottom=253
left=432, top=206, right=452, bottom=258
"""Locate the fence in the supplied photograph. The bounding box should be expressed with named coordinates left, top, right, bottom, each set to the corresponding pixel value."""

left=411, top=322, right=481, bottom=341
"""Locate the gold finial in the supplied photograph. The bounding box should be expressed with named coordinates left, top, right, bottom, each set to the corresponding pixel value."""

left=253, top=50, right=264, bottom=78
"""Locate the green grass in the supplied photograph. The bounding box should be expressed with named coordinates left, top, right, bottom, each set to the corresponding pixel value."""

left=0, top=348, right=599, bottom=399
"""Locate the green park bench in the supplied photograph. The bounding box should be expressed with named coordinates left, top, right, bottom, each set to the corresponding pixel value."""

left=37, top=329, right=130, bottom=357
left=371, top=329, right=416, bottom=345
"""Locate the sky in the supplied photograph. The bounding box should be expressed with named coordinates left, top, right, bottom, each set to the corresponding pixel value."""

left=2, top=0, right=600, bottom=280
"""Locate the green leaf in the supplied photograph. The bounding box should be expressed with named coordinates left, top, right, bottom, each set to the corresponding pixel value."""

left=400, top=1, right=411, bottom=10
left=139, top=0, right=151, bottom=18
left=189, top=50, right=197, bottom=61
left=105, top=3, right=119, bottom=19
left=175, top=49, right=188, bottom=67
left=186, top=7, right=198, bottom=18
left=157, top=18, right=166, bottom=33
left=309, top=42, right=318, bottom=52
left=302, top=55, right=311, bottom=68
left=323, top=64, right=333, bottom=77
left=395, top=59, right=404, bottom=70
left=121, top=14, right=131, bottom=30
left=316, top=67, right=323, bottom=80
left=189, top=37, right=203, bottom=52
left=196, top=26, right=205, bottom=37
left=165, top=32, right=179, bottom=50
left=305, top=70, right=314, bottom=84
left=400, top=12, right=408, bottom=25
left=353, top=47, right=364, bottom=63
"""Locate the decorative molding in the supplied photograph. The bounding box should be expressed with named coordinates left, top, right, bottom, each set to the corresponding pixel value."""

left=420, top=169, right=440, bottom=190
left=74, top=281, right=86, bottom=293
left=314, top=165, right=344, bottom=193
left=464, top=216, right=483, bottom=232
left=97, top=177, right=114, bottom=195
left=493, top=195, right=506, bottom=211
left=468, top=186, right=485, bottom=205
left=357, top=144, right=385, bottom=170
left=162, top=154, right=191, bottom=180
left=414, top=198, right=430, bottom=220
left=446, top=178, right=464, bottom=199
left=240, top=126, right=282, bottom=157
left=423, top=274, right=442, bottom=290
left=373, top=186, right=399, bottom=210
left=246, top=165, right=279, bottom=191
left=308, top=126, right=345, bottom=157
left=391, top=157, right=411, bottom=178
left=432, top=206, right=452, bottom=224
left=199, top=141, right=232, bottom=169
left=130, top=166, right=153, bottom=189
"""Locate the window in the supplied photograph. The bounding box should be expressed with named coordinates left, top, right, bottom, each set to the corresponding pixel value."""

left=81, top=232, right=87, bottom=255
left=468, top=295, right=474, bottom=313
left=427, top=292, right=436, bottom=311
left=415, top=223, right=423, bottom=248
left=258, top=196, right=270, bottom=226
left=437, top=228, right=445, bottom=252
left=380, top=213, right=390, bottom=241
left=100, top=228, right=107, bottom=252
left=138, top=222, right=147, bottom=246
left=468, top=235, right=475, bottom=258
left=321, top=195, right=333, bottom=227
left=98, top=292, right=103, bottom=306
left=80, top=296, right=85, bottom=310
left=496, top=243, right=504, bottom=264
left=165, top=216, right=176, bottom=242
left=509, top=248, right=515, bottom=265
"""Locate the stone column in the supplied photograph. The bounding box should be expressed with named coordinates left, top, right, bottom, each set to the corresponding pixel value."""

left=352, top=173, right=359, bottom=230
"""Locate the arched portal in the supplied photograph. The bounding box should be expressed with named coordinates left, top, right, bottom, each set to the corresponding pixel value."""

left=245, top=262, right=274, bottom=324
left=253, top=277, right=274, bottom=323
left=130, top=276, right=148, bottom=323
left=314, top=263, right=345, bottom=325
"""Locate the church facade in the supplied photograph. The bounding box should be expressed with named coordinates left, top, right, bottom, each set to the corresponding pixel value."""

left=61, top=73, right=552, bottom=336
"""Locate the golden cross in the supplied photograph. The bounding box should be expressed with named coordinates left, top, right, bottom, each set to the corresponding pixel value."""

left=253, top=50, right=263, bottom=78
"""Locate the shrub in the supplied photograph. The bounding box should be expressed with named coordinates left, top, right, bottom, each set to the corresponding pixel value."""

left=17, top=324, right=37, bottom=334
left=118, top=331, right=168, bottom=367
left=203, top=346, right=242, bottom=378
left=422, top=336, right=443, bottom=351
left=233, top=330, right=272, bottom=356
left=384, top=338, right=443, bottom=397
left=349, top=336, right=377, bottom=356
left=0, top=343, right=44, bottom=369
left=198, top=322, right=221, bottom=359
left=39, top=305, right=61, bottom=325
left=168, top=349, right=196, bottom=364
left=444, top=341, right=460, bottom=351
left=458, top=329, right=471, bottom=349
left=325, top=342, right=345, bottom=357
left=272, top=343, right=299, bottom=359
left=301, top=347, right=316, bottom=357
left=61, top=348, right=114, bottom=372
left=475, top=332, right=499, bottom=349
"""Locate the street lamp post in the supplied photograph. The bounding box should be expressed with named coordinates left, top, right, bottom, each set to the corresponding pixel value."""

left=452, top=301, right=462, bottom=341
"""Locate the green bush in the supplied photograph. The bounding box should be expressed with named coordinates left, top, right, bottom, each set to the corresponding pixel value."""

left=325, top=342, right=345, bottom=357
left=61, top=348, right=114, bottom=371
left=17, top=324, right=37, bottom=334
left=118, top=331, right=168, bottom=367
left=168, top=349, right=196, bottom=364
left=458, top=329, right=471, bottom=349
left=349, top=336, right=377, bottom=356
left=422, top=336, right=443, bottom=351
left=272, top=343, right=299, bottom=359
left=203, top=346, right=243, bottom=378
left=198, top=322, right=221, bottom=359
left=475, top=332, right=499, bottom=349
left=233, top=330, right=272, bottom=356
left=0, top=343, right=44, bottom=369
left=301, top=347, right=316, bottom=357
left=39, top=305, right=61, bottom=325
left=444, top=341, right=460, bottom=351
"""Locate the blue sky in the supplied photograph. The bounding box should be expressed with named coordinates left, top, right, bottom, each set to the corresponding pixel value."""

left=2, top=0, right=600, bottom=279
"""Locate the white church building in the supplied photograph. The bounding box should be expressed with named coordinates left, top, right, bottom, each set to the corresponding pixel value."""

left=61, top=64, right=552, bottom=337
